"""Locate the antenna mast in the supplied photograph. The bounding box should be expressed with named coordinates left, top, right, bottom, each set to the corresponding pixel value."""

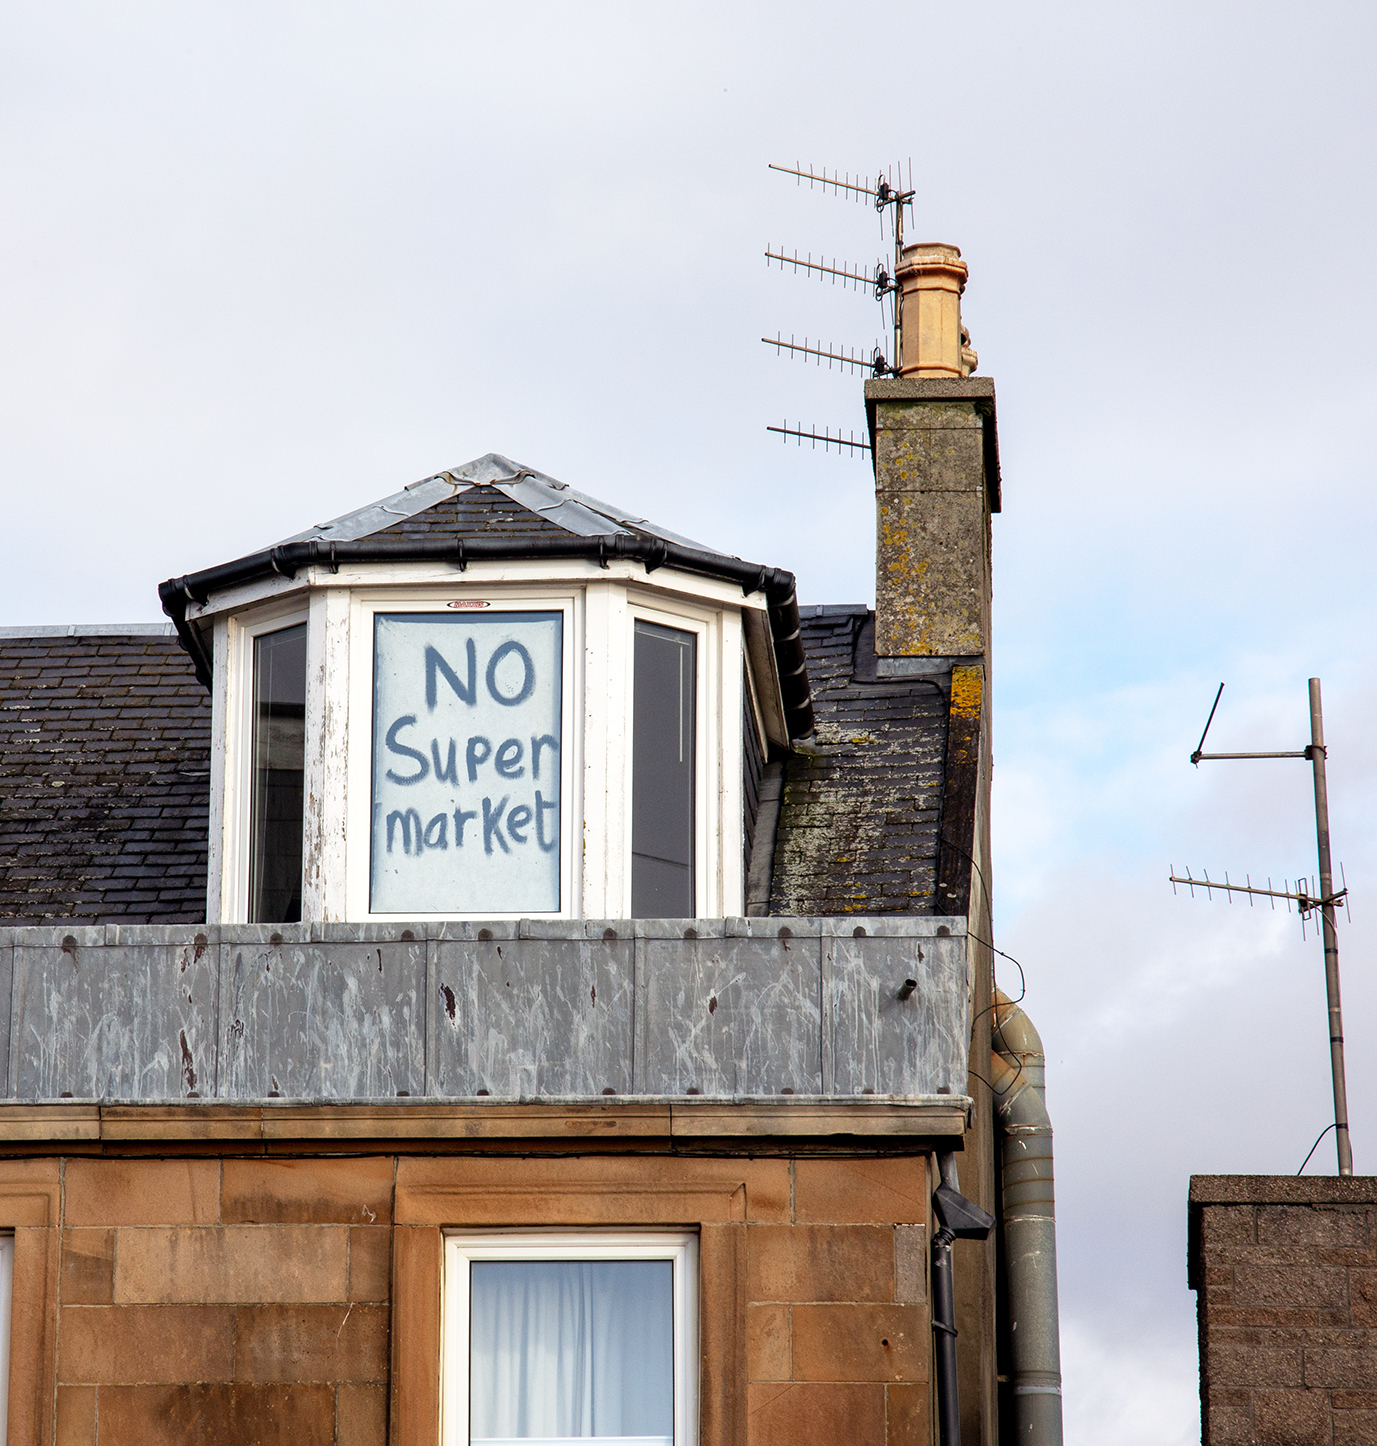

left=764, top=162, right=915, bottom=452
left=1177, top=678, right=1354, bottom=1175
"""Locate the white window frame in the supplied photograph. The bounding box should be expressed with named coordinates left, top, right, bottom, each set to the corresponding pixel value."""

left=204, top=559, right=754, bottom=923
left=622, top=593, right=733, bottom=919
left=441, top=1229, right=699, bottom=1446
left=0, top=1230, right=12, bottom=1446
left=345, top=586, right=582, bottom=921
left=219, top=601, right=310, bottom=924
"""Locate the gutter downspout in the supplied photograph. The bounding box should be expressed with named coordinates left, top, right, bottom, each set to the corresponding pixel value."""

left=932, top=1154, right=996, bottom=1446
left=991, top=989, right=1063, bottom=1444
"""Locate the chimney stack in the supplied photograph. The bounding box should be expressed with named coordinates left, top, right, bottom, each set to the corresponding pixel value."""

left=866, top=244, right=999, bottom=664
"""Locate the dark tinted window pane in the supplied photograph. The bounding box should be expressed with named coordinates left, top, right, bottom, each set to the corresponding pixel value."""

left=249, top=624, right=306, bottom=924
left=632, top=621, right=695, bottom=918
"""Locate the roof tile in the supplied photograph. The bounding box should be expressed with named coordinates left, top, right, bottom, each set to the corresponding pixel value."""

left=768, top=609, right=948, bottom=917
left=0, top=634, right=209, bottom=925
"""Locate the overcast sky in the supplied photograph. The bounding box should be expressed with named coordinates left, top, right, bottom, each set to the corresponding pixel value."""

left=4, top=5, right=1376, bottom=1441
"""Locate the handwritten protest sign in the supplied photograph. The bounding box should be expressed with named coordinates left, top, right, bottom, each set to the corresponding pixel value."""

left=370, top=611, right=562, bottom=913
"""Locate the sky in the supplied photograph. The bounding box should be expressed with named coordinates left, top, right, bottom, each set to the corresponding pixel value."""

left=3, top=4, right=1377, bottom=1441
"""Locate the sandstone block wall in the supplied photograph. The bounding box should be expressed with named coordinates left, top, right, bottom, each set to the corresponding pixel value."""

left=0, top=1149, right=935, bottom=1446
left=55, top=1157, right=391, bottom=1446
left=745, top=1160, right=931, bottom=1446
left=1190, top=1175, right=1377, bottom=1446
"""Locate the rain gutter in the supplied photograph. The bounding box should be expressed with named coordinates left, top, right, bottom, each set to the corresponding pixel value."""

left=159, top=532, right=816, bottom=740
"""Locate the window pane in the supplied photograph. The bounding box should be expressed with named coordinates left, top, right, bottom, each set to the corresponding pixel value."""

left=470, top=1260, right=673, bottom=1446
left=371, top=612, right=562, bottom=914
left=631, top=623, right=696, bottom=918
left=0, top=1235, right=11, bottom=1445
left=249, top=624, right=306, bottom=924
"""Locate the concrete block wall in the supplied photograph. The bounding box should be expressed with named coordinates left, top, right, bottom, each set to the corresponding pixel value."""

left=2, top=1150, right=934, bottom=1446
left=1190, top=1175, right=1377, bottom=1445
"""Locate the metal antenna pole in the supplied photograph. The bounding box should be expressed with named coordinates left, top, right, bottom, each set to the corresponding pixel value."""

left=1181, top=677, right=1358, bottom=1173
left=1309, top=678, right=1353, bottom=1175
left=893, top=181, right=903, bottom=372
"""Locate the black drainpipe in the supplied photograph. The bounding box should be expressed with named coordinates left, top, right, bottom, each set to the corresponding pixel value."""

left=932, top=1153, right=996, bottom=1446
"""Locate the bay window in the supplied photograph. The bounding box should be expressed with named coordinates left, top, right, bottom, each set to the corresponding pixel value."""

left=442, top=1232, right=698, bottom=1446
left=209, top=563, right=756, bottom=923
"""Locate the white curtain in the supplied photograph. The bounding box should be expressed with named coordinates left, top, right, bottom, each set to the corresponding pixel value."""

left=470, top=1260, right=673, bottom=1444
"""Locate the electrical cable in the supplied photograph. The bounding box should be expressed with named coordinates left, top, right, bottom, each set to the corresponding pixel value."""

left=1297, top=1123, right=1337, bottom=1175
left=935, top=829, right=1030, bottom=1096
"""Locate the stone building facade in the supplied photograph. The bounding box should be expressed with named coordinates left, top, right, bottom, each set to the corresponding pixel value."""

left=0, top=245, right=1048, bottom=1446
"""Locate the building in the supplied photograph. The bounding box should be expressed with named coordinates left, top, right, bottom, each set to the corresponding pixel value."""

left=1189, top=1175, right=1377, bottom=1445
left=0, top=246, right=1059, bottom=1445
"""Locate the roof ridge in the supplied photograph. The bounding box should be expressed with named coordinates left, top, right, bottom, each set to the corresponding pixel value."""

left=0, top=624, right=175, bottom=638
left=273, top=450, right=718, bottom=555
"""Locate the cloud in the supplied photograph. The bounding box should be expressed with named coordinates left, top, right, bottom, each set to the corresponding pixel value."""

left=3, top=5, right=1375, bottom=1440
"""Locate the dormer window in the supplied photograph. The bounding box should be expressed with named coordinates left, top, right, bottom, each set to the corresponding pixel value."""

left=162, top=454, right=813, bottom=925
left=369, top=604, right=570, bottom=915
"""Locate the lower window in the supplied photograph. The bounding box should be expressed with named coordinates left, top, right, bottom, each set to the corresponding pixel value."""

left=442, top=1231, right=698, bottom=1446
left=0, top=1232, right=12, bottom=1445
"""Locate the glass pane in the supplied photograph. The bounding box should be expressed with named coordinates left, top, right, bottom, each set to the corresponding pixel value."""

left=0, top=1235, right=11, bottom=1446
left=470, top=1259, right=673, bottom=1446
left=248, top=624, right=306, bottom=924
left=371, top=612, right=562, bottom=914
left=631, top=622, right=696, bottom=918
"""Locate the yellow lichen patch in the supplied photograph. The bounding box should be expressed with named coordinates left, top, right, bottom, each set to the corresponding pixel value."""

left=950, top=665, right=983, bottom=722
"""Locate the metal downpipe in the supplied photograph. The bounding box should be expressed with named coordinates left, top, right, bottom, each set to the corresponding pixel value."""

left=991, top=990, right=1063, bottom=1445
left=932, top=1154, right=995, bottom=1446
left=932, top=1199, right=960, bottom=1446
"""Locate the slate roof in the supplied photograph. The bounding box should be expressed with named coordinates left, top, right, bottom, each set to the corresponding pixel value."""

left=0, top=628, right=210, bottom=924
left=164, top=452, right=816, bottom=739
left=368, top=488, right=570, bottom=541
left=766, top=606, right=948, bottom=916
left=278, top=452, right=713, bottom=551
left=0, top=609, right=948, bottom=924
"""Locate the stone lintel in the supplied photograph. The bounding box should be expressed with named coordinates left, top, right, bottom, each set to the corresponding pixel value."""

left=0, top=1099, right=971, bottom=1152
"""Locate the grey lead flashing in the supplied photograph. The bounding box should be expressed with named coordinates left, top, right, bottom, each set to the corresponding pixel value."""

left=0, top=918, right=970, bottom=1103
left=745, top=761, right=785, bottom=916
left=275, top=450, right=713, bottom=554
left=0, top=623, right=174, bottom=638
left=876, top=655, right=978, bottom=679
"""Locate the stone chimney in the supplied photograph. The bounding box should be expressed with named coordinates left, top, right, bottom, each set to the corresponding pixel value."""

left=865, top=242, right=999, bottom=666
left=864, top=245, right=1004, bottom=1434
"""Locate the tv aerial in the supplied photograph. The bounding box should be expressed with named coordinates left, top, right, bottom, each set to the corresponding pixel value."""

left=1170, top=679, right=1354, bottom=1175
left=763, top=161, right=915, bottom=457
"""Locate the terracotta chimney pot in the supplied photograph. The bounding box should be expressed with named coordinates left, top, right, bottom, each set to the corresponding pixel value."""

left=897, top=242, right=978, bottom=378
